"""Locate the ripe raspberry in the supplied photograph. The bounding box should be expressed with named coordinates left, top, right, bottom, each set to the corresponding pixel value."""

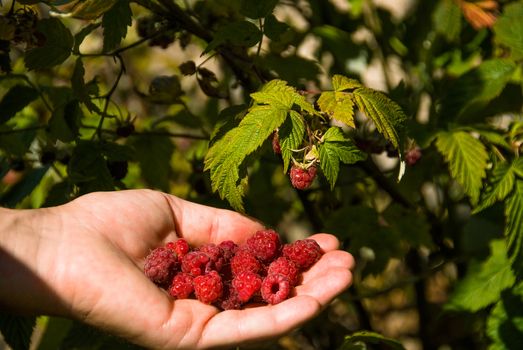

left=290, top=165, right=317, bottom=190
left=144, top=247, right=178, bottom=287
left=232, top=271, right=262, bottom=303
left=282, top=239, right=323, bottom=270
left=198, top=243, right=225, bottom=271
left=230, top=250, right=262, bottom=276
left=181, top=251, right=212, bottom=276
left=193, top=271, right=223, bottom=304
left=261, top=274, right=291, bottom=305
left=267, top=257, right=299, bottom=286
left=166, top=239, right=190, bottom=262
left=218, top=240, right=238, bottom=262
left=219, top=285, right=243, bottom=310
left=245, top=229, right=281, bottom=263
left=168, top=272, right=194, bottom=299
left=405, top=146, right=422, bottom=166
left=272, top=132, right=281, bottom=154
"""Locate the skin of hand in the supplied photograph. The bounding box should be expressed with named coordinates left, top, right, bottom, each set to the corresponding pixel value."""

left=0, top=189, right=354, bottom=349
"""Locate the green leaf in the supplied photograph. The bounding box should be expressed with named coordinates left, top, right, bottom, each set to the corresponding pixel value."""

left=0, top=313, right=36, bottom=350
left=70, top=0, right=119, bottom=20
left=505, top=180, right=523, bottom=277
left=514, top=158, right=523, bottom=178
left=339, top=331, right=405, bottom=350
left=383, top=204, right=433, bottom=248
left=24, top=18, right=73, bottom=70
left=319, top=128, right=366, bottom=189
left=46, top=87, right=82, bottom=142
left=204, top=21, right=262, bottom=54
left=0, top=166, right=49, bottom=207
left=128, top=132, right=175, bottom=192
left=317, top=91, right=355, bottom=128
left=353, top=87, right=407, bottom=149
left=433, top=0, right=461, bottom=42
left=279, top=110, right=305, bottom=173
left=102, top=0, right=132, bottom=52
left=435, top=130, right=488, bottom=204
left=73, top=22, right=100, bottom=53
left=35, top=317, right=73, bottom=350
left=68, top=141, right=114, bottom=194
left=0, top=85, right=38, bottom=124
left=250, top=79, right=315, bottom=114
left=240, top=0, right=278, bottom=19
left=71, top=58, right=100, bottom=113
left=331, top=74, right=363, bottom=91
left=0, top=124, right=38, bottom=156
left=474, top=161, right=517, bottom=214
left=487, top=283, right=523, bottom=350
left=264, top=14, right=289, bottom=41
left=494, top=2, right=523, bottom=60
left=446, top=240, right=515, bottom=312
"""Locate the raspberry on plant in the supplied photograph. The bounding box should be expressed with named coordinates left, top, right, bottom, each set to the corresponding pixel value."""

left=144, top=247, right=178, bottom=287
left=193, top=271, right=223, bottom=304
left=267, top=257, right=299, bottom=286
left=198, top=243, right=225, bottom=271
left=261, top=274, right=291, bottom=305
left=272, top=132, right=281, bottom=154
left=166, top=239, right=190, bottom=262
left=232, top=271, right=262, bottom=303
left=181, top=251, right=212, bottom=276
left=245, top=229, right=281, bottom=263
left=168, top=272, right=194, bottom=299
left=282, top=239, right=323, bottom=270
left=405, top=146, right=422, bottom=166
left=290, top=165, right=317, bottom=190
left=230, top=250, right=262, bottom=276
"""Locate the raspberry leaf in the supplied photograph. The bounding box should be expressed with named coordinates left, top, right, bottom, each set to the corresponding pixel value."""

left=317, top=75, right=362, bottom=128
left=279, top=110, right=305, bottom=173
left=435, top=130, right=488, bottom=204
left=102, top=0, right=132, bottom=52
left=505, top=180, right=523, bottom=278
left=340, top=330, right=406, bottom=350
left=473, top=160, right=518, bottom=214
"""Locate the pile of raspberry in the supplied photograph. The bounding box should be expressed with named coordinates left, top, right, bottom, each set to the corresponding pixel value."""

left=143, top=229, right=323, bottom=310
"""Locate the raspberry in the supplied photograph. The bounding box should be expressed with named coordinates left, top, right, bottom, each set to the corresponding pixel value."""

left=166, top=239, right=190, bottom=262
left=230, top=250, right=262, bottom=276
left=267, top=257, right=299, bottom=286
left=181, top=251, right=212, bottom=276
left=405, top=146, right=422, bottom=166
left=219, top=285, right=243, bottom=310
left=232, top=271, right=262, bottom=303
left=193, top=271, right=223, bottom=304
left=290, top=165, right=317, bottom=190
left=168, top=272, right=194, bottom=299
left=282, top=239, right=323, bottom=270
left=272, top=132, right=281, bottom=154
left=198, top=243, right=225, bottom=271
left=261, top=274, right=291, bottom=305
left=144, top=247, right=178, bottom=287
left=245, top=229, right=281, bottom=263
left=218, top=240, right=238, bottom=262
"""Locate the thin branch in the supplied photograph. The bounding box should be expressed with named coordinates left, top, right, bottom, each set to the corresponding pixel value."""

left=0, top=125, right=46, bottom=135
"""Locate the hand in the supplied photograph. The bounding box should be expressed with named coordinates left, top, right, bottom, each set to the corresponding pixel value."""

left=2, top=190, right=354, bottom=349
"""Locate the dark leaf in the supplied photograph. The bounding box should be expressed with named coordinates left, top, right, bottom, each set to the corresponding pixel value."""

left=25, top=18, right=73, bottom=70
left=0, top=313, right=36, bottom=350
left=0, top=85, right=38, bottom=124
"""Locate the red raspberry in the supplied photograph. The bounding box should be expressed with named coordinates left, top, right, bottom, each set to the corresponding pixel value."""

left=181, top=251, right=212, bottom=276
left=405, top=146, right=422, bottom=166
left=232, top=271, right=262, bottom=303
left=272, top=132, right=281, bottom=154
left=245, top=229, right=281, bottom=263
left=218, top=240, right=238, bottom=262
left=168, top=272, right=194, bottom=299
left=290, top=165, right=317, bottom=190
left=282, top=239, right=323, bottom=270
left=198, top=243, right=225, bottom=271
left=267, top=257, right=299, bottom=286
left=193, top=271, right=223, bottom=304
left=219, top=285, right=243, bottom=310
left=144, top=247, right=178, bottom=287
left=166, top=239, right=190, bottom=261
left=261, top=274, right=291, bottom=305
left=230, top=250, right=262, bottom=276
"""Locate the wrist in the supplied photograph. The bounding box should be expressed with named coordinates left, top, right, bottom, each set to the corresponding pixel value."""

left=0, top=206, right=69, bottom=316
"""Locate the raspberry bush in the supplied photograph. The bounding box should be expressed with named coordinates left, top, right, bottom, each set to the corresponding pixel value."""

left=1, top=0, right=523, bottom=349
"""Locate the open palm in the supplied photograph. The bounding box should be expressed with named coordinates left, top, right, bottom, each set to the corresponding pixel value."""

left=46, top=189, right=354, bottom=349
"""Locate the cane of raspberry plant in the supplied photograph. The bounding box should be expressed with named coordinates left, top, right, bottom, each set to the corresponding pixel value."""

left=144, top=247, right=178, bottom=287
left=193, top=271, right=223, bottom=304
left=290, top=164, right=317, bottom=190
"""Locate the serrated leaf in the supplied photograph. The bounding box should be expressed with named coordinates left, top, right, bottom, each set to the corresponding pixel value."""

left=240, top=0, right=278, bottom=19
left=0, top=313, right=36, bottom=350
left=339, top=331, right=405, bottom=350
left=505, top=180, right=523, bottom=278
left=435, top=130, right=488, bottom=204
left=319, top=127, right=366, bottom=189
left=513, top=158, right=523, bottom=178
left=494, top=2, right=523, bottom=60
left=0, top=84, right=38, bottom=124
left=474, top=161, right=517, bottom=214
left=71, top=58, right=100, bottom=113
left=353, top=87, right=407, bottom=149
left=203, top=20, right=262, bottom=54
left=73, top=22, right=100, bottom=53
left=205, top=104, right=288, bottom=211
left=331, top=74, right=363, bottom=91
left=24, top=18, right=73, bottom=70
left=317, top=91, right=355, bottom=128
left=70, top=0, right=119, bottom=20
left=433, top=0, right=461, bottom=42
left=250, top=79, right=315, bottom=114
left=446, top=240, right=515, bottom=312
left=68, top=141, right=114, bottom=194
left=279, top=110, right=305, bottom=173
left=487, top=282, right=523, bottom=350
left=102, top=0, right=132, bottom=52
